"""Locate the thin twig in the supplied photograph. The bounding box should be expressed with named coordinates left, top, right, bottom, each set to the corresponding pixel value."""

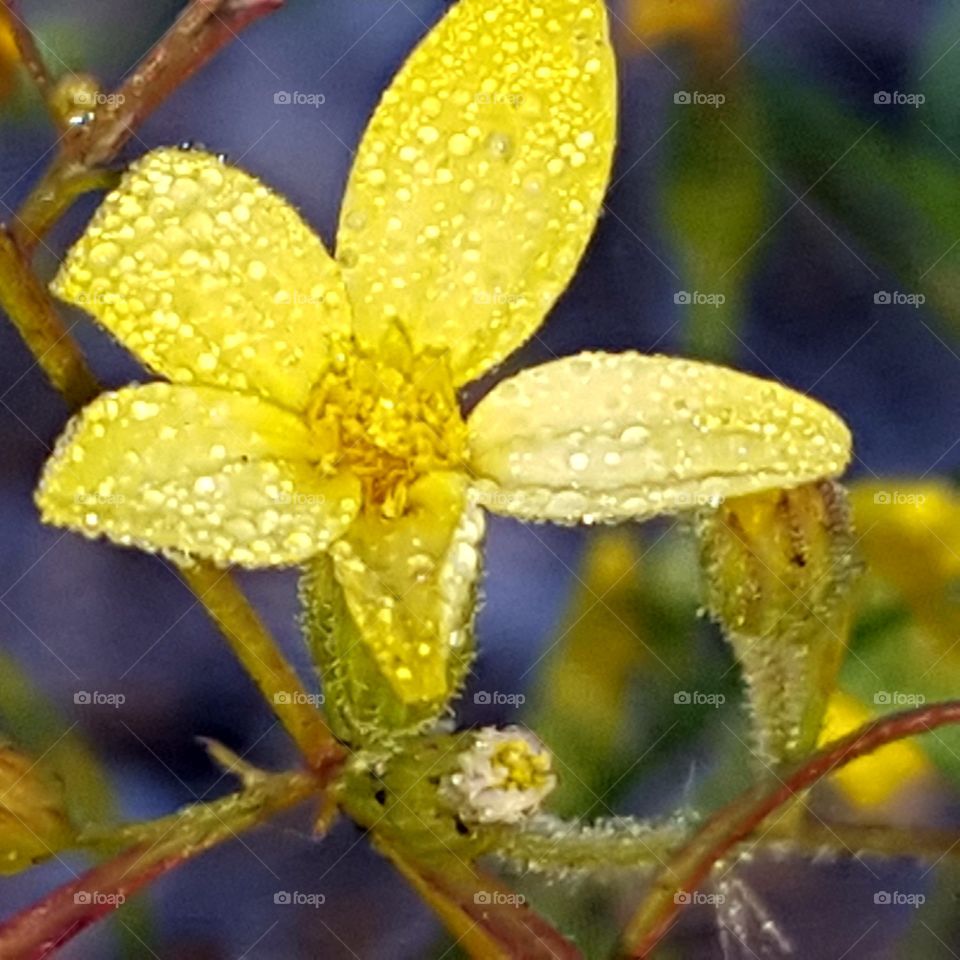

left=0, top=228, right=99, bottom=408
left=0, top=765, right=329, bottom=959
left=0, top=0, right=58, bottom=120
left=620, top=700, right=960, bottom=957
left=14, top=0, right=284, bottom=252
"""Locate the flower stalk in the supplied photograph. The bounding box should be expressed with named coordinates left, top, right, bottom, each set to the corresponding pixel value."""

left=620, top=699, right=960, bottom=958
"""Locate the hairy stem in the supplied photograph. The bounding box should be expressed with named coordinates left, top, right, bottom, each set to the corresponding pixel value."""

left=491, top=817, right=692, bottom=874
left=620, top=699, right=960, bottom=958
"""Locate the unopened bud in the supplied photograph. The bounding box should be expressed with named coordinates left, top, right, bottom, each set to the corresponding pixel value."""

left=698, top=480, right=860, bottom=765
left=0, top=744, right=73, bottom=873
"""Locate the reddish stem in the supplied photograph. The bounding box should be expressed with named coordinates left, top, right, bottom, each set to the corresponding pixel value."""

left=622, top=699, right=960, bottom=957
left=0, top=767, right=326, bottom=960
left=13, top=0, right=285, bottom=251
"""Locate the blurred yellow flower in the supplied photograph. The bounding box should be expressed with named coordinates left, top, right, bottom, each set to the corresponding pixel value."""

left=628, top=0, right=737, bottom=50
left=849, top=479, right=960, bottom=651
left=0, top=16, right=20, bottom=102
left=0, top=743, right=74, bottom=874
left=817, top=691, right=932, bottom=810
left=37, top=0, right=851, bottom=708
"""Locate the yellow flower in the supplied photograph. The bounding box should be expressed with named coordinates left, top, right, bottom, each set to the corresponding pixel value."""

left=817, top=691, right=932, bottom=811
left=0, top=16, right=19, bottom=102
left=37, top=0, right=850, bottom=708
left=627, top=0, right=737, bottom=49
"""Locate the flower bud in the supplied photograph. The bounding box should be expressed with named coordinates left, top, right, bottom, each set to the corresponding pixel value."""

left=443, top=727, right=556, bottom=826
left=698, top=480, right=859, bottom=765
left=0, top=744, right=73, bottom=873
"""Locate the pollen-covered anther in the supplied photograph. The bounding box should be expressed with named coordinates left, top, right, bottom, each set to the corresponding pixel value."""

left=305, top=330, right=468, bottom=518
left=444, top=726, right=557, bottom=825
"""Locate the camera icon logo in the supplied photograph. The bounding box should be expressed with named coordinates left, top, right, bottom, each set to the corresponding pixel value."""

left=874, top=891, right=892, bottom=904
left=274, top=891, right=292, bottom=905
left=74, top=691, right=91, bottom=705
left=474, top=892, right=491, bottom=905
left=273, top=692, right=292, bottom=705
left=274, top=91, right=292, bottom=105
left=874, top=92, right=892, bottom=105
left=874, top=291, right=892, bottom=305
left=674, top=691, right=692, bottom=705
left=674, top=91, right=692, bottom=104
left=674, top=291, right=692, bottom=305
left=474, top=691, right=492, bottom=704
left=73, top=891, right=92, bottom=905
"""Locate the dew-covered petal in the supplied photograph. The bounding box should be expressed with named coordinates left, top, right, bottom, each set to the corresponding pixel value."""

left=36, top=384, right=361, bottom=567
left=467, top=352, right=852, bottom=524
left=330, top=472, right=484, bottom=705
left=52, top=148, right=352, bottom=412
left=337, top=0, right=616, bottom=385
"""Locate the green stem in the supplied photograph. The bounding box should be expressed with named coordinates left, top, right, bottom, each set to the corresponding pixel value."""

left=182, top=564, right=339, bottom=767
left=491, top=817, right=691, bottom=873
left=620, top=699, right=960, bottom=958
left=0, top=767, right=324, bottom=959
left=0, top=229, right=99, bottom=408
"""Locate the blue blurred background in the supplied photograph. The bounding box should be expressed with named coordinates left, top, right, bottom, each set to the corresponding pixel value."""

left=3, top=0, right=960, bottom=956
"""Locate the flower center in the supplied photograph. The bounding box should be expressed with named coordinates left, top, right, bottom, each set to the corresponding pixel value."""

left=489, top=738, right=554, bottom=792
left=306, top=326, right=467, bottom=517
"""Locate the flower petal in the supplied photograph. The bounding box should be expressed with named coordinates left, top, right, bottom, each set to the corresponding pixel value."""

left=336, top=0, right=616, bottom=385
left=36, top=384, right=361, bottom=567
left=52, top=148, right=351, bottom=412
left=330, top=472, right=484, bottom=706
left=467, top=352, right=852, bottom=523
